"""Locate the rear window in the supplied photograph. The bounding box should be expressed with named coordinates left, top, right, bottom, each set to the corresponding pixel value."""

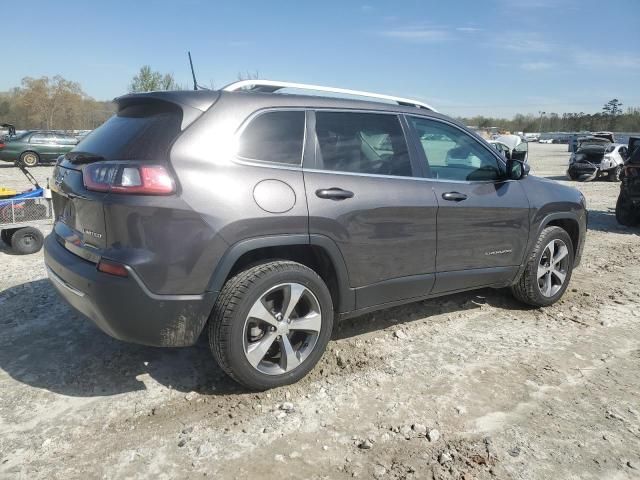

left=237, top=110, right=305, bottom=165
left=73, top=103, right=182, bottom=160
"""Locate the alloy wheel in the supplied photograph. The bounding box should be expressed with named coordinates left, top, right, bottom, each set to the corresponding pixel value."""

left=537, top=239, right=569, bottom=297
left=243, top=283, right=322, bottom=375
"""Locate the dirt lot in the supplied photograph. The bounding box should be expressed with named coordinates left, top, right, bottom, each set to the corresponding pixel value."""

left=1, top=144, right=639, bottom=480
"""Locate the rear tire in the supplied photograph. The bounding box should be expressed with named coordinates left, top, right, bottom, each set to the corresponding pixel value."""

left=19, top=151, right=40, bottom=167
left=209, top=261, right=334, bottom=390
left=511, top=226, right=574, bottom=307
left=10, top=227, right=44, bottom=254
left=616, top=193, right=639, bottom=226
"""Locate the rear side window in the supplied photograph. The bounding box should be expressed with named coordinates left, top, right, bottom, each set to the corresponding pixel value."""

left=74, top=103, right=182, bottom=160
left=30, top=133, right=53, bottom=144
left=237, top=110, right=305, bottom=165
left=314, top=112, right=412, bottom=177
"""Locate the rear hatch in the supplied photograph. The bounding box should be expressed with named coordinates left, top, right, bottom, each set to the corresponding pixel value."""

left=51, top=92, right=218, bottom=263
left=575, top=137, right=609, bottom=164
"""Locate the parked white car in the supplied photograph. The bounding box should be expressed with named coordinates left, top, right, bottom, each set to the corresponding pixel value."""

left=539, top=138, right=554, bottom=144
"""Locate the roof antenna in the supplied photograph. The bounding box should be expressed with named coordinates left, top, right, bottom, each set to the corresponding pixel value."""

left=188, top=51, right=198, bottom=90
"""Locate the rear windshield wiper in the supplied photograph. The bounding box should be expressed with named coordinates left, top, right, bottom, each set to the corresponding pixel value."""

left=65, top=151, right=107, bottom=164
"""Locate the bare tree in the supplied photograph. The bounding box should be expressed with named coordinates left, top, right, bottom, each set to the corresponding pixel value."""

left=130, top=66, right=181, bottom=92
left=237, top=70, right=261, bottom=81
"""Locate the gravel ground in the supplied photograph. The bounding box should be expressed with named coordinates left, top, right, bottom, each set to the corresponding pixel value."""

left=1, top=144, right=640, bottom=480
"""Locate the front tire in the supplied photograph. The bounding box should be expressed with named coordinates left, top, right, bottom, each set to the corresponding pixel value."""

left=209, top=261, right=334, bottom=390
left=511, top=226, right=574, bottom=307
left=19, top=151, right=40, bottom=167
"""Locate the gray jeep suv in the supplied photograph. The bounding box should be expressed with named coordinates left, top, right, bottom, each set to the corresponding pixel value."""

left=44, top=81, right=587, bottom=390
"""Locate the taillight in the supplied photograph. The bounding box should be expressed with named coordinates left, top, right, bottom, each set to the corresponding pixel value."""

left=0, top=143, right=5, bottom=149
left=97, top=259, right=129, bottom=277
left=83, top=163, right=175, bottom=195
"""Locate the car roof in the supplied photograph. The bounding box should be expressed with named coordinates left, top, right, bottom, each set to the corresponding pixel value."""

left=117, top=89, right=452, bottom=121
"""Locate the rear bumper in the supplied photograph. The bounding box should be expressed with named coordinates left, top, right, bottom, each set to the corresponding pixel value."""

left=44, top=234, right=217, bottom=347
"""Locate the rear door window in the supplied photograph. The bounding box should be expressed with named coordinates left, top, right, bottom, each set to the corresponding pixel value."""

left=73, top=103, right=182, bottom=160
left=237, top=110, right=305, bottom=165
left=30, top=133, right=53, bottom=144
left=314, top=111, right=412, bottom=177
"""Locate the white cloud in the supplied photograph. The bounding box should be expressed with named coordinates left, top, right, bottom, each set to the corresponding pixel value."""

left=497, top=0, right=572, bottom=8
left=379, top=26, right=450, bottom=42
left=501, top=34, right=552, bottom=53
left=520, top=62, right=554, bottom=71
left=574, top=51, right=640, bottom=69
left=456, top=27, right=483, bottom=33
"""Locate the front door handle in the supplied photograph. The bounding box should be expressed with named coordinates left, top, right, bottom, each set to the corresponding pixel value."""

left=316, top=188, right=354, bottom=200
left=442, top=191, right=468, bottom=202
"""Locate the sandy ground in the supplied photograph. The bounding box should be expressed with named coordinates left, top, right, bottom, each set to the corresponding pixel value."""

left=1, top=144, right=639, bottom=480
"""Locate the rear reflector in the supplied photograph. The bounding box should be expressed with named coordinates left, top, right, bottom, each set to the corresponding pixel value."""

left=83, top=163, right=175, bottom=195
left=97, top=259, right=129, bottom=277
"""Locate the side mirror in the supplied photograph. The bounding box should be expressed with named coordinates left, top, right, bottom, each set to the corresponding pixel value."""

left=506, top=159, right=529, bottom=180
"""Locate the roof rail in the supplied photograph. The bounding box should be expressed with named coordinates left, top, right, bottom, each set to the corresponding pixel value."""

left=221, top=80, right=437, bottom=112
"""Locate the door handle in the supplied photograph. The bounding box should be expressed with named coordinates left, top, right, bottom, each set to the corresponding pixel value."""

left=315, top=188, right=354, bottom=200
left=442, top=191, right=467, bottom=202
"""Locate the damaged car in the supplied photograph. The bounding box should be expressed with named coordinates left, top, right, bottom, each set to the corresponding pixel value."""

left=567, top=133, right=627, bottom=182
left=489, top=134, right=528, bottom=163
left=616, top=137, right=640, bottom=226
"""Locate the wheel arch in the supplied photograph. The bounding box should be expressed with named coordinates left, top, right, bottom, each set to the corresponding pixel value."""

left=208, top=234, right=355, bottom=313
left=18, top=150, right=40, bottom=164
left=515, top=211, right=585, bottom=284
left=545, top=217, right=580, bottom=255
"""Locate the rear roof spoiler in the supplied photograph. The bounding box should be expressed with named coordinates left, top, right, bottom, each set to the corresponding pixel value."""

left=114, top=90, right=220, bottom=129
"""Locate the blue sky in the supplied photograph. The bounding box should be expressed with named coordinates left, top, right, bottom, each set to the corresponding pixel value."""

left=4, top=0, right=639, bottom=117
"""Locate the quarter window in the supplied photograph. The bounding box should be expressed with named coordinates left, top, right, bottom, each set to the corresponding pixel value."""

left=238, top=110, right=305, bottom=165
left=314, top=112, right=412, bottom=177
left=409, top=117, right=503, bottom=181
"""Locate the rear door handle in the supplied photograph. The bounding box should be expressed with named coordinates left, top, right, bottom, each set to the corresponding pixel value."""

left=442, top=191, right=467, bottom=202
left=315, top=188, right=354, bottom=200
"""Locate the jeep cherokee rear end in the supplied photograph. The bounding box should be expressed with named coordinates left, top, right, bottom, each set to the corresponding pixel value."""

left=46, top=92, right=224, bottom=346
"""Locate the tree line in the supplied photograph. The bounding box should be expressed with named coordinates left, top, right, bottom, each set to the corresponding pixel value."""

left=2, top=68, right=639, bottom=134
left=457, top=99, right=640, bottom=133
left=0, top=76, right=115, bottom=131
